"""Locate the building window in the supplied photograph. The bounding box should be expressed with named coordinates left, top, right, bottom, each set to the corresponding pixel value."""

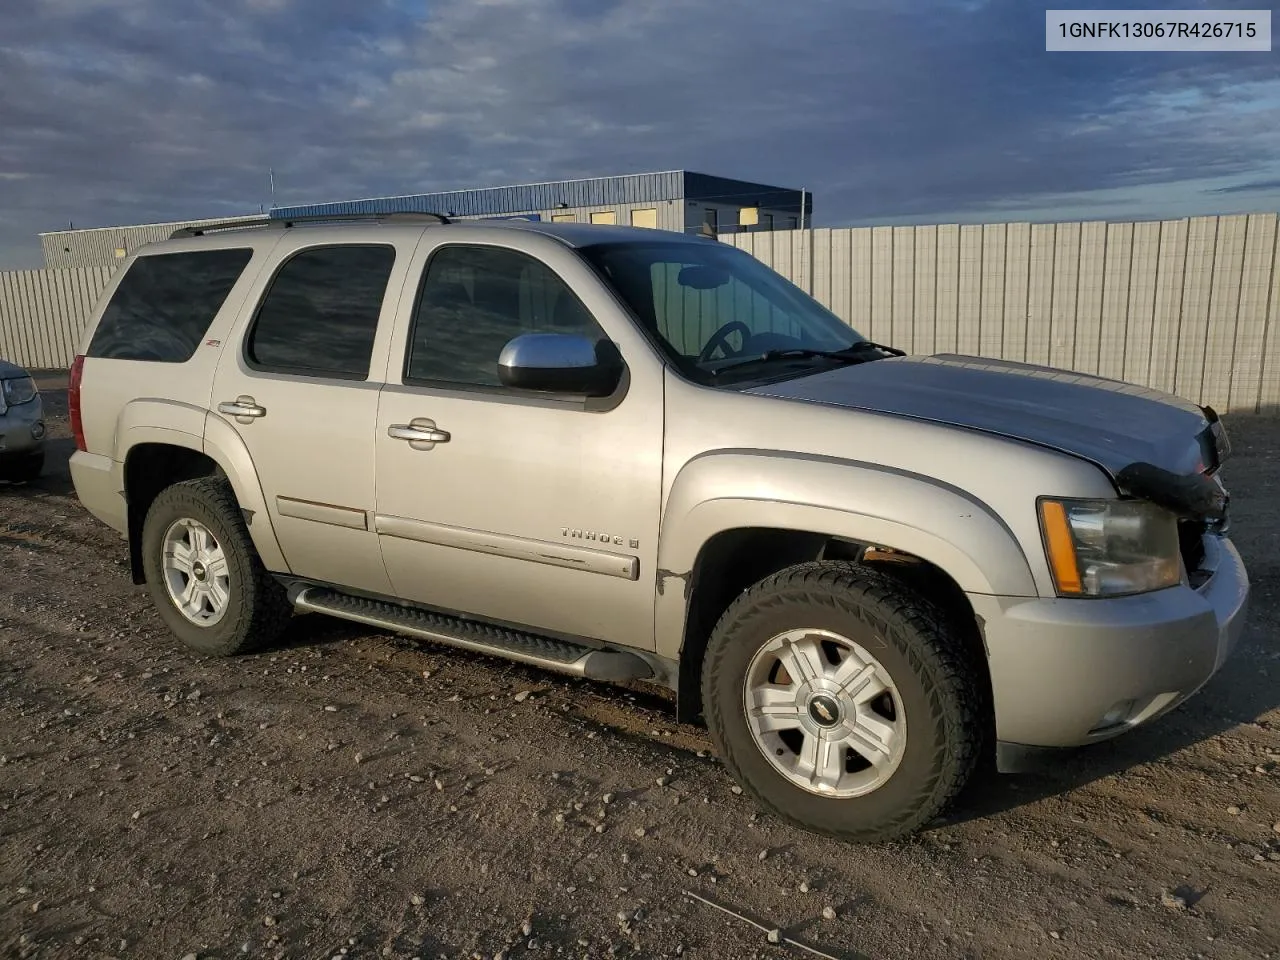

left=247, top=244, right=396, bottom=380
left=551, top=213, right=576, bottom=222
left=738, top=207, right=759, bottom=227
left=762, top=214, right=774, bottom=231
left=786, top=217, right=798, bottom=230
left=630, top=208, right=658, bottom=229
left=704, top=208, right=718, bottom=232
left=589, top=210, right=617, bottom=225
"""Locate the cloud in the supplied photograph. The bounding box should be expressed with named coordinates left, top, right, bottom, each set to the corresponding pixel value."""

left=1, top=0, right=1278, bottom=268
left=1208, top=177, right=1280, bottom=195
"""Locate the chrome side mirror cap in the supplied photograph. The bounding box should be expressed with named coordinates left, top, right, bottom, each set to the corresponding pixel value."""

left=497, top=333, right=624, bottom=397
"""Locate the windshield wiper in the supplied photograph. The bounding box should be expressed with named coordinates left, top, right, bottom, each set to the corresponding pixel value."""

left=712, top=339, right=905, bottom=377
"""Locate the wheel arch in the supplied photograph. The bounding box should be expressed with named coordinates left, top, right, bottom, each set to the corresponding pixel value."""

left=118, top=416, right=287, bottom=584
left=657, top=452, right=1025, bottom=725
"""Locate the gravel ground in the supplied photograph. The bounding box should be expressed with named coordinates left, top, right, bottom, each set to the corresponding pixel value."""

left=2, top=374, right=1278, bottom=960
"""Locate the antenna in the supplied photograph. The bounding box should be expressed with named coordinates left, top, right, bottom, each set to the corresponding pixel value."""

left=269, top=168, right=276, bottom=209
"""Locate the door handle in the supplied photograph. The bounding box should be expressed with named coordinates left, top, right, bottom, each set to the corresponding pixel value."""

left=217, top=396, right=267, bottom=419
left=388, top=420, right=451, bottom=447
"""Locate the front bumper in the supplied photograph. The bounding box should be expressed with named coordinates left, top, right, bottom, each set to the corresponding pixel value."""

left=970, top=533, right=1249, bottom=751
left=0, top=395, right=46, bottom=458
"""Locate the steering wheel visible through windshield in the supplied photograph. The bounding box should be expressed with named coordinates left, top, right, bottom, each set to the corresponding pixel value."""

left=576, top=239, right=869, bottom=384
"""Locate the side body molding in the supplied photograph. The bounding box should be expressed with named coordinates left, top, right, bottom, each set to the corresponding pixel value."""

left=653, top=451, right=1037, bottom=661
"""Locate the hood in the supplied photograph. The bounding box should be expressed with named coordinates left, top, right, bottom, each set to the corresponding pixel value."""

left=746, top=353, right=1231, bottom=520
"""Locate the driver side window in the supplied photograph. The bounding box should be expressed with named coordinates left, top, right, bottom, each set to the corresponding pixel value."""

left=650, top=262, right=805, bottom=358
left=405, top=244, right=605, bottom=387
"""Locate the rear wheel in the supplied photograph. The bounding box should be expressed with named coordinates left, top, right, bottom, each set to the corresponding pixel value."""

left=140, top=477, right=291, bottom=656
left=701, top=560, right=983, bottom=842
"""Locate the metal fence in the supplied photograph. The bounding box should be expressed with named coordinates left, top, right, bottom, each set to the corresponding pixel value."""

left=723, top=212, right=1280, bottom=414
left=0, top=266, right=115, bottom=370
left=2, top=213, right=1279, bottom=413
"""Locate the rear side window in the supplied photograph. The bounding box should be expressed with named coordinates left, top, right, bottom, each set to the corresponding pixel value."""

left=246, top=244, right=395, bottom=380
left=87, top=249, right=253, bottom=362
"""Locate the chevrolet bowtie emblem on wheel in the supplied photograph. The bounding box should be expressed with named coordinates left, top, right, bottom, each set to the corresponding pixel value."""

left=807, top=695, right=841, bottom=727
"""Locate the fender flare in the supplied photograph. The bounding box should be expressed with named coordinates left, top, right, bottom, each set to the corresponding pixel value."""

left=653, top=451, right=1037, bottom=662
left=113, top=398, right=208, bottom=462
left=201, top=412, right=289, bottom=573
left=111, top=399, right=288, bottom=574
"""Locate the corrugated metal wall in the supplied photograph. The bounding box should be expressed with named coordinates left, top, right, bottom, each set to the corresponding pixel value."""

left=683, top=172, right=809, bottom=214
left=0, top=266, right=116, bottom=369
left=41, top=216, right=266, bottom=269
left=4, top=214, right=1280, bottom=413
left=515, top=200, right=688, bottom=231
left=269, top=171, right=687, bottom=221
left=723, top=213, right=1280, bottom=414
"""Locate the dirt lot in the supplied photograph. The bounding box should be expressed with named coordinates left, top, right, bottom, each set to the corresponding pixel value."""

left=2, top=374, right=1278, bottom=960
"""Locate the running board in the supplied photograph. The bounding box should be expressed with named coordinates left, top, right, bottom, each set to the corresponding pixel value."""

left=292, top=587, right=654, bottom=682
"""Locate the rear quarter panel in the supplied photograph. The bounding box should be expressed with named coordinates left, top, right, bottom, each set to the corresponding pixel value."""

left=74, top=237, right=281, bottom=460
left=69, top=236, right=287, bottom=565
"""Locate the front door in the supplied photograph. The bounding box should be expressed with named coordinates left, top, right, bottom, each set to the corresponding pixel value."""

left=373, top=237, right=664, bottom=650
left=211, top=234, right=415, bottom=595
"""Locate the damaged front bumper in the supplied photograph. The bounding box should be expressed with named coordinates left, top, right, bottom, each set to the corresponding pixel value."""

left=970, top=531, right=1248, bottom=768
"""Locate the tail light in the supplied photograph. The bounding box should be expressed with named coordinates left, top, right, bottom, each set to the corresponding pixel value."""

left=68, top=354, right=86, bottom=452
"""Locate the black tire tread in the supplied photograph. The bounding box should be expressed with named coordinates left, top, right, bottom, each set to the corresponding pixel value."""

left=702, top=559, right=984, bottom=842
left=141, top=476, right=291, bottom=656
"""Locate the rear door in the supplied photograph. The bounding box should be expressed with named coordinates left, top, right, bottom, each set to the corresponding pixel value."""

left=210, top=228, right=420, bottom=594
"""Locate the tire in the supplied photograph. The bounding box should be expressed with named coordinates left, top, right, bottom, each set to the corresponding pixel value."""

left=0, top=450, right=44, bottom=484
left=140, top=476, right=291, bottom=656
left=701, top=560, right=983, bottom=842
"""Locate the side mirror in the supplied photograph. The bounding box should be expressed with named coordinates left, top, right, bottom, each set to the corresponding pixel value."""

left=497, top=333, right=624, bottom=397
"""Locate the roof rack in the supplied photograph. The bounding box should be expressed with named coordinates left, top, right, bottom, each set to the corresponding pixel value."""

left=169, top=210, right=451, bottom=240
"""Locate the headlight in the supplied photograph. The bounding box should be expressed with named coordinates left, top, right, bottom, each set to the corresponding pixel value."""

left=2, top=376, right=38, bottom=407
left=1038, top=497, right=1181, bottom=597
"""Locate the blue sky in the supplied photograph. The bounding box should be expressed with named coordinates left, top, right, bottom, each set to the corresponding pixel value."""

left=0, top=0, right=1277, bottom=268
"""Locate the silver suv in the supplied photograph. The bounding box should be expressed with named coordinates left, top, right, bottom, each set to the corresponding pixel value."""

left=68, top=212, right=1248, bottom=841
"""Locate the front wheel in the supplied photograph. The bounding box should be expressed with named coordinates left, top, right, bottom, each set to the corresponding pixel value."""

left=702, top=561, right=984, bottom=842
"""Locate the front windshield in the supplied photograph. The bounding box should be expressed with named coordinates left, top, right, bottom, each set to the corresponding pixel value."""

left=577, top=239, right=868, bottom=383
